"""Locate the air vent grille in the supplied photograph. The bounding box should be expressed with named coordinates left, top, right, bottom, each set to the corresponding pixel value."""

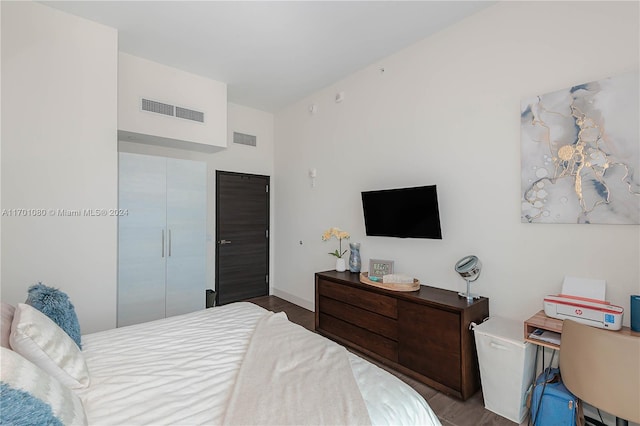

left=140, top=98, right=205, bottom=123
left=176, top=107, right=204, bottom=123
left=141, top=99, right=174, bottom=116
left=233, top=132, right=257, bottom=147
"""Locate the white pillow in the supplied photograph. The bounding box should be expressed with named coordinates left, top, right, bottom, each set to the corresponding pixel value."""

left=0, top=347, right=88, bottom=425
left=1, top=302, right=15, bottom=349
left=10, top=303, right=90, bottom=389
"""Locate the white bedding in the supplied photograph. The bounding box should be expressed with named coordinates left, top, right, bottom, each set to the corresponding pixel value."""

left=78, top=302, right=441, bottom=425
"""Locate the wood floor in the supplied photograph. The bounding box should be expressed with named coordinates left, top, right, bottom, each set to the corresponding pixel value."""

left=247, top=295, right=523, bottom=426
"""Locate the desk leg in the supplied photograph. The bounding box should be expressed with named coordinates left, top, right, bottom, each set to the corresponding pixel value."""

left=532, top=345, right=556, bottom=377
left=531, top=346, right=557, bottom=426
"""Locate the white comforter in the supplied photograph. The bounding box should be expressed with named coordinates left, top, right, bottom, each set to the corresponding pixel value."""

left=78, top=302, right=441, bottom=425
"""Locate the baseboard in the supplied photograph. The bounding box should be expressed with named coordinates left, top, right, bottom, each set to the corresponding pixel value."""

left=272, top=289, right=314, bottom=312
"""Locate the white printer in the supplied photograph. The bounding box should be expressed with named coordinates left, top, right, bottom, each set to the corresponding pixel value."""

left=543, top=276, right=623, bottom=330
left=543, top=294, right=623, bottom=330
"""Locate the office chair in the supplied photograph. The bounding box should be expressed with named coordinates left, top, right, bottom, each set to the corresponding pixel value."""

left=559, top=319, right=640, bottom=426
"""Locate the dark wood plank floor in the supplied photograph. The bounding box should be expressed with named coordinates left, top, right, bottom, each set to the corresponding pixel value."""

left=247, top=295, right=523, bottom=426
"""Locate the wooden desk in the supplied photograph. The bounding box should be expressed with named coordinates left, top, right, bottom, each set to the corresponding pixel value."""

left=524, top=310, right=640, bottom=350
left=524, top=310, right=563, bottom=350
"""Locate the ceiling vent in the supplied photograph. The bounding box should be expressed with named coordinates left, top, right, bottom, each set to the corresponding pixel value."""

left=176, top=106, right=204, bottom=123
left=141, top=98, right=205, bottom=123
left=142, top=98, right=174, bottom=116
left=233, top=132, right=257, bottom=147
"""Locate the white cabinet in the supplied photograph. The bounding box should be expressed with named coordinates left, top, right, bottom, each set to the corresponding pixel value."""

left=117, top=152, right=206, bottom=327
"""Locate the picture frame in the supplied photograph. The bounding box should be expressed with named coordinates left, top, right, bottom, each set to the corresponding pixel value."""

left=369, top=259, right=394, bottom=278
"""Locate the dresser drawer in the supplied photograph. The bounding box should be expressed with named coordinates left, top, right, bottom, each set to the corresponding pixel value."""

left=318, top=279, right=397, bottom=319
left=398, top=300, right=462, bottom=391
left=319, top=296, right=397, bottom=341
left=319, top=313, right=398, bottom=362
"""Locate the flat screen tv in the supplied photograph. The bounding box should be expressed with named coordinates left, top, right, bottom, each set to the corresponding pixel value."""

left=361, top=185, right=442, bottom=239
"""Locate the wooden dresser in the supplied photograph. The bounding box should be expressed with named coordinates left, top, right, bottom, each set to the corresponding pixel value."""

left=315, top=270, right=489, bottom=400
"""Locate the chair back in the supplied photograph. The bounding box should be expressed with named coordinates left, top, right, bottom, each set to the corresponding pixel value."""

left=559, top=319, right=640, bottom=423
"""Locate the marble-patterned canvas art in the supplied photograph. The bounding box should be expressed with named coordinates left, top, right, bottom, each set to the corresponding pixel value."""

left=521, top=72, right=639, bottom=224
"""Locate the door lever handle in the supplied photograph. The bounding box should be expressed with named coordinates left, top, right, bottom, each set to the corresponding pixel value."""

left=218, top=239, right=232, bottom=245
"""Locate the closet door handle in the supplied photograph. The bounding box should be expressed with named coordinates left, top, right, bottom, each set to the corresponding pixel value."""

left=162, top=229, right=165, bottom=258
left=168, top=229, right=172, bottom=257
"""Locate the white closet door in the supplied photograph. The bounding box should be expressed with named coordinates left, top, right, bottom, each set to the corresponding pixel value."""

left=165, top=158, right=207, bottom=317
left=117, top=153, right=167, bottom=327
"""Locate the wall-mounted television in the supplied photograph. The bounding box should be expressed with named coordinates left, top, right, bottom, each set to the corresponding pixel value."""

left=361, top=185, right=442, bottom=239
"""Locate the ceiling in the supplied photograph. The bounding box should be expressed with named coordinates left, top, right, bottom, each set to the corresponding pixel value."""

left=44, top=1, right=494, bottom=112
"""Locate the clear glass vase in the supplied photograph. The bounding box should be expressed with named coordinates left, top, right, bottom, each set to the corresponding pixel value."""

left=348, top=242, right=361, bottom=273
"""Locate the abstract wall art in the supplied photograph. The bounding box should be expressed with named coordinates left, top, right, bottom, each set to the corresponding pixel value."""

left=521, top=72, right=639, bottom=224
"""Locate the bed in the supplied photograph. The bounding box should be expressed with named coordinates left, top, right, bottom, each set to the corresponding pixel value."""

left=2, top=300, right=441, bottom=425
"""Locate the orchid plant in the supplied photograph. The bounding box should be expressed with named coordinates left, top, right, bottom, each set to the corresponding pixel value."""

left=322, top=227, right=350, bottom=259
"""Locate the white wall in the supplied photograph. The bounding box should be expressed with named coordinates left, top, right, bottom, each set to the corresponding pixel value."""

left=119, top=102, right=275, bottom=294
left=1, top=2, right=118, bottom=333
left=0, top=2, right=3, bottom=295
left=118, top=53, right=227, bottom=151
left=273, top=1, right=640, bottom=322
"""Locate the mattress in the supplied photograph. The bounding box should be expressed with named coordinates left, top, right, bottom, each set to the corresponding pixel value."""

left=77, top=302, right=441, bottom=425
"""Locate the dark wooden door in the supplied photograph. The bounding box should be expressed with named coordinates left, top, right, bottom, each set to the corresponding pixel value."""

left=215, top=171, right=269, bottom=305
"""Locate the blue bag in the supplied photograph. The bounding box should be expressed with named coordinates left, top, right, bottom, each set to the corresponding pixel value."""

left=530, top=367, right=580, bottom=426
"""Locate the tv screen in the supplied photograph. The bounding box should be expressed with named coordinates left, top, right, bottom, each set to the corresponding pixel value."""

left=361, top=185, right=442, bottom=239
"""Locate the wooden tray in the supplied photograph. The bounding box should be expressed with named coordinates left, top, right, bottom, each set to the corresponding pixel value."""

left=359, top=272, right=420, bottom=292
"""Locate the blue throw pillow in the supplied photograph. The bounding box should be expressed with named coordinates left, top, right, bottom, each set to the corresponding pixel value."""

left=1, top=347, right=88, bottom=425
left=26, top=283, right=82, bottom=349
left=0, top=383, right=63, bottom=426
